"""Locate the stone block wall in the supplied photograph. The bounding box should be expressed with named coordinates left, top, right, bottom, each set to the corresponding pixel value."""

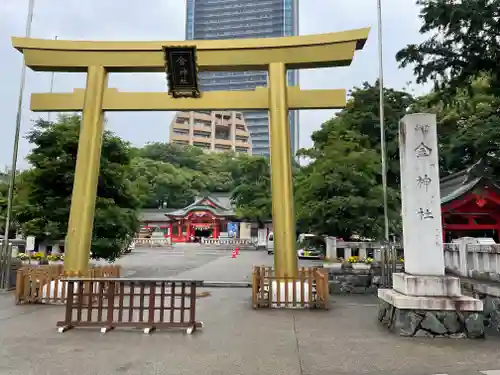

left=460, top=279, right=500, bottom=333
left=326, top=263, right=404, bottom=294
left=377, top=301, right=485, bottom=338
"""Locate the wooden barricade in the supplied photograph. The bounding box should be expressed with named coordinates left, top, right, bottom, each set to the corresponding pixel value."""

left=251, top=266, right=329, bottom=309
left=15, top=264, right=121, bottom=305
left=57, top=278, right=204, bottom=334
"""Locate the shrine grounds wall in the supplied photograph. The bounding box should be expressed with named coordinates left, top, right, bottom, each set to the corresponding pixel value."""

left=325, top=263, right=500, bottom=334
left=325, top=262, right=404, bottom=294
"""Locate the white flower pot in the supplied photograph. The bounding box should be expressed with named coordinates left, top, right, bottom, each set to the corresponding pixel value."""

left=22, top=260, right=40, bottom=266
left=49, top=261, right=62, bottom=265
left=352, top=263, right=371, bottom=270
left=323, top=263, right=342, bottom=270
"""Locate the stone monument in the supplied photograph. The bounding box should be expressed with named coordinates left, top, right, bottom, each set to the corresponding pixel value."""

left=378, top=113, right=484, bottom=338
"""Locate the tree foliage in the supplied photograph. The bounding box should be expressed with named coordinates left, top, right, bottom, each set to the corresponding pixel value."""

left=131, top=143, right=243, bottom=208
left=230, top=155, right=272, bottom=226
left=309, top=82, right=414, bottom=188
left=295, top=121, right=400, bottom=239
left=15, top=115, right=140, bottom=260
left=410, top=76, right=500, bottom=177
left=0, top=170, right=29, bottom=237
left=128, top=157, right=206, bottom=209
left=397, top=0, right=500, bottom=97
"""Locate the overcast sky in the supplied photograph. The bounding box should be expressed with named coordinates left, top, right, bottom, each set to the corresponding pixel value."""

left=0, top=0, right=427, bottom=170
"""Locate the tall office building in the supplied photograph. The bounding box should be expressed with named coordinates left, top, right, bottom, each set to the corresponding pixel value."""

left=185, top=0, right=299, bottom=157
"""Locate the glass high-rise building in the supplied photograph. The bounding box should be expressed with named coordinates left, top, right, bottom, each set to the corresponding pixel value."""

left=185, top=0, right=299, bottom=157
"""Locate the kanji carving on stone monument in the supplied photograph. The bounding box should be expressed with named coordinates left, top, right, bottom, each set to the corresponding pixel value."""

left=415, top=142, right=432, bottom=158
left=416, top=208, right=434, bottom=220
left=416, top=174, right=432, bottom=191
left=415, top=124, right=430, bottom=136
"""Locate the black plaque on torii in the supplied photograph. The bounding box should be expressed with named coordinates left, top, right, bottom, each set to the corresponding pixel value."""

left=163, top=46, right=201, bottom=98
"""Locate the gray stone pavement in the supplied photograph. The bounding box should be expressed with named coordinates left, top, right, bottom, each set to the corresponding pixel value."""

left=1, top=248, right=500, bottom=375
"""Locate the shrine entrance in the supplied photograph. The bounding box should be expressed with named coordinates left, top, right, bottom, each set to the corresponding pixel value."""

left=193, top=226, right=213, bottom=239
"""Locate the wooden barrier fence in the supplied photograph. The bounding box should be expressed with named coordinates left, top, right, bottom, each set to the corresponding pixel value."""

left=15, top=264, right=121, bottom=305
left=57, top=278, right=204, bottom=334
left=251, top=266, right=329, bottom=309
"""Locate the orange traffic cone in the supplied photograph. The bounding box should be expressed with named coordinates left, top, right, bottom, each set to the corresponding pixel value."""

left=231, top=250, right=237, bottom=258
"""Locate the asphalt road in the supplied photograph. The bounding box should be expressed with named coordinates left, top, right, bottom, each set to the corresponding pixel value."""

left=115, top=245, right=323, bottom=279
left=1, top=245, right=499, bottom=375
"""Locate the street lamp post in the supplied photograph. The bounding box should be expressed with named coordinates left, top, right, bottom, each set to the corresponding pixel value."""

left=0, top=0, right=36, bottom=290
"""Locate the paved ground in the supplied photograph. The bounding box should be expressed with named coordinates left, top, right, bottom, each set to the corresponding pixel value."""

left=1, top=246, right=500, bottom=375
left=115, top=244, right=323, bottom=279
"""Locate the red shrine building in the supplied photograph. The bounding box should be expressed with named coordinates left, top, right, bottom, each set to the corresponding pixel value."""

left=138, top=194, right=263, bottom=243
left=441, top=165, right=500, bottom=242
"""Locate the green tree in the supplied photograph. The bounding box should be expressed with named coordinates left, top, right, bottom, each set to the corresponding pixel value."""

left=230, top=155, right=272, bottom=227
left=136, top=142, right=242, bottom=194
left=396, top=0, right=500, bottom=97
left=16, top=115, right=140, bottom=260
left=396, top=0, right=500, bottom=175
left=195, top=151, right=241, bottom=192
left=128, top=157, right=206, bottom=209
left=0, top=181, right=18, bottom=237
left=410, top=76, right=500, bottom=176
left=0, top=170, right=31, bottom=237
left=138, top=142, right=204, bottom=170
left=295, top=122, right=400, bottom=239
left=310, top=81, right=414, bottom=188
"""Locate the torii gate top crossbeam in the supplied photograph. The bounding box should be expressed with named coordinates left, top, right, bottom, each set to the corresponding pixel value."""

left=12, top=28, right=369, bottom=73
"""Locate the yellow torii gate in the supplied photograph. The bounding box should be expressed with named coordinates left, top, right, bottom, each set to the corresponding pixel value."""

left=12, top=27, right=369, bottom=278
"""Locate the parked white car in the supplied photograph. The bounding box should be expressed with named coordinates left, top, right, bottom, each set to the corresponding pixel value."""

left=296, top=247, right=323, bottom=259
left=267, top=232, right=274, bottom=255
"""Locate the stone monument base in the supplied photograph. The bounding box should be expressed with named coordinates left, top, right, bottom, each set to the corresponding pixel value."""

left=378, top=289, right=484, bottom=338
left=392, top=272, right=461, bottom=297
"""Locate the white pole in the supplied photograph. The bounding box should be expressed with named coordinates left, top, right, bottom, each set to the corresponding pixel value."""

left=377, top=0, right=389, bottom=242
left=47, top=35, right=58, bottom=122
left=377, top=0, right=392, bottom=284
left=0, top=0, right=36, bottom=289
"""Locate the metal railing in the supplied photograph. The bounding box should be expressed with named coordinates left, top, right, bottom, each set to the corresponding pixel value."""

left=379, top=243, right=398, bottom=288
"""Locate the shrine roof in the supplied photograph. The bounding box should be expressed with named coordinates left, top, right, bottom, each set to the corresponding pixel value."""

left=166, top=194, right=235, bottom=217
left=440, top=161, right=500, bottom=204
left=139, top=209, right=174, bottom=222
left=138, top=194, right=235, bottom=222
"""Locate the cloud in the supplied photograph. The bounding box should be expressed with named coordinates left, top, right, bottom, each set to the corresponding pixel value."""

left=0, top=0, right=426, bottom=169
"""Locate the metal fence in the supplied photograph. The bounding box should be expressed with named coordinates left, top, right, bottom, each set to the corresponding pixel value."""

left=0, top=243, right=13, bottom=290
left=379, top=243, right=398, bottom=288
